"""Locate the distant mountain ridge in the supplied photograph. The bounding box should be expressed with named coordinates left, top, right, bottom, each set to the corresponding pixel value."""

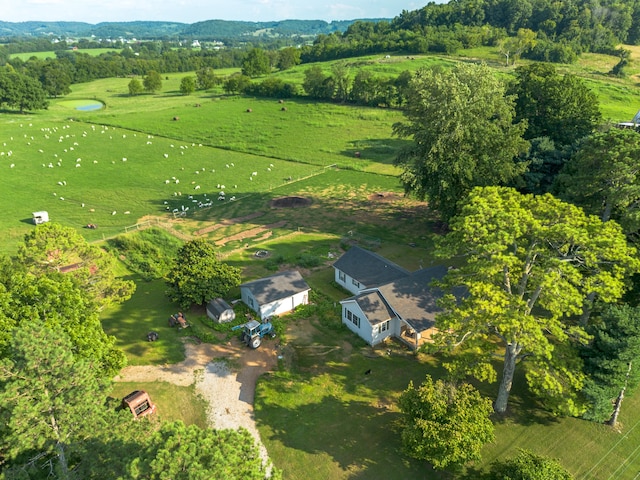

left=0, top=19, right=384, bottom=40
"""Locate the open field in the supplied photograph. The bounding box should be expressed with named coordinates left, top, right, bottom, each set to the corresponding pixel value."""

left=9, top=48, right=120, bottom=60
left=3, top=47, right=640, bottom=478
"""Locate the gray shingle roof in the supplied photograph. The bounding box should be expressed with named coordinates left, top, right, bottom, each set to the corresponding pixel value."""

left=376, top=265, right=449, bottom=332
left=333, top=245, right=410, bottom=287
left=240, top=270, right=310, bottom=305
left=352, top=291, right=395, bottom=326
left=206, top=298, right=233, bottom=317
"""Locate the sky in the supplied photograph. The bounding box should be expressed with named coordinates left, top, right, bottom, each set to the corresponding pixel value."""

left=1, top=0, right=428, bottom=24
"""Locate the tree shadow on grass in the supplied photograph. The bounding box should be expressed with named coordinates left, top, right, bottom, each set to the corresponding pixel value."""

left=257, top=394, right=447, bottom=479
left=101, top=274, right=185, bottom=365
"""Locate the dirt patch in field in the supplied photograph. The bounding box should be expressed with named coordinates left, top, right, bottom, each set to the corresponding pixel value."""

left=195, top=211, right=265, bottom=236
left=214, top=220, right=288, bottom=246
left=270, top=196, right=312, bottom=208
left=368, top=192, right=402, bottom=202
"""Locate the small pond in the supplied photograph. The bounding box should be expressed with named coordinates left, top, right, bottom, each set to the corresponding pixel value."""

left=57, top=99, right=104, bottom=111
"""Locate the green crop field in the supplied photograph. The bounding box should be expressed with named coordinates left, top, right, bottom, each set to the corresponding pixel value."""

left=3, top=47, right=640, bottom=479
left=9, top=48, right=119, bottom=61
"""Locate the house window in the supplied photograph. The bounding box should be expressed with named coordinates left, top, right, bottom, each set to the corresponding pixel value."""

left=339, top=271, right=346, bottom=282
left=345, top=309, right=360, bottom=328
left=380, top=320, right=390, bottom=332
left=352, top=278, right=360, bottom=288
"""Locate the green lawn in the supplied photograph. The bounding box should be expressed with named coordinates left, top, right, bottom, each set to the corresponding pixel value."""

left=255, top=310, right=640, bottom=480
left=109, top=381, right=208, bottom=429
left=101, top=275, right=185, bottom=366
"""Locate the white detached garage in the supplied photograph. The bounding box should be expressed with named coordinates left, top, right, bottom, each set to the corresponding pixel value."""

left=240, top=270, right=310, bottom=320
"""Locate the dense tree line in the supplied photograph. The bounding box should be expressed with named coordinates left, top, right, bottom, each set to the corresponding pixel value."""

left=0, top=70, right=48, bottom=112
left=299, top=0, right=640, bottom=64
left=0, top=323, right=278, bottom=479
left=3, top=44, right=245, bottom=87
left=393, top=60, right=640, bottom=439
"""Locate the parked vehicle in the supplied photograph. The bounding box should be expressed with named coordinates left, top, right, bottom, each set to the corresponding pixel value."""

left=233, top=318, right=274, bottom=349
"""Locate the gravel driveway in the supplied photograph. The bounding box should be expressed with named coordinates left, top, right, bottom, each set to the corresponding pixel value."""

left=114, top=338, right=278, bottom=465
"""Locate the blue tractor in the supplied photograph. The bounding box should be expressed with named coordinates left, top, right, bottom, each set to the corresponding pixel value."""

left=232, top=319, right=274, bottom=349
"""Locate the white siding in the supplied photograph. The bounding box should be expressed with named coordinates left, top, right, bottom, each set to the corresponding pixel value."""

left=240, top=287, right=259, bottom=316
left=259, top=290, right=309, bottom=320
left=341, top=301, right=373, bottom=345
left=370, top=319, right=395, bottom=346
left=334, top=268, right=366, bottom=295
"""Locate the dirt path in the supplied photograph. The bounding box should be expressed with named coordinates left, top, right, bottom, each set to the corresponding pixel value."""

left=114, top=337, right=278, bottom=465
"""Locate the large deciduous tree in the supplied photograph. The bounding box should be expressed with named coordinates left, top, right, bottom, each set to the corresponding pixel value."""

left=17, top=223, right=135, bottom=310
left=0, top=71, right=48, bottom=112
left=393, top=63, right=528, bottom=221
left=398, top=375, right=494, bottom=470
left=488, top=449, right=573, bottom=480
left=580, top=304, right=640, bottom=428
left=555, top=127, right=640, bottom=233
left=276, top=47, right=301, bottom=71
left=196, top=67, right=218, bottom=90
left=127, top=421, right=281, bottom=479
left=39, top=61, right=72, bottom=98
left=143, top=70, right=162, bottom=93
left=508, top=63, right=601, bottom=147
left=166, top=239, right=241, bottom=309
left=241, top=48, right=271, bottom=78
left=434, top=186, right=639, bottom=415
left=128, top=77, right=143, bottom=96
left=0, top=260, right=126, bottom=377
left=179, top=75, right=196, bottom=95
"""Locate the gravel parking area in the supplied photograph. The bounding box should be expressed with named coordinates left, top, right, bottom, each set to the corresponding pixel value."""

left=115, top=338, right=278, bottom=465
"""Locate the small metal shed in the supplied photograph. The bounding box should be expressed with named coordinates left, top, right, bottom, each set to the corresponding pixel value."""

left=206, top=298, right=236, bottom=324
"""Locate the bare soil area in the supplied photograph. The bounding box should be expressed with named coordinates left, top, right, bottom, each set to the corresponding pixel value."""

left=270, top=196, right=312, bottom=208
left=214, top=220, right=288, bottom=246
left=114, top=336, right=278, bottom=464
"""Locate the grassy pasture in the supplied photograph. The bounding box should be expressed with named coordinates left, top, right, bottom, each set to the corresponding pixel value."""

left=60, top=77, right=405, bottom=173
left=9, top=48, right=120, bottom=61
left=3, top=47, right=640, bottom=479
